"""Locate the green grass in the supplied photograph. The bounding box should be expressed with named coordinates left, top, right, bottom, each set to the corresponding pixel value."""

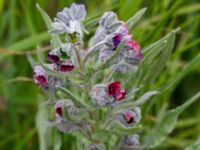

left=0, top=0, right=200, bottom=149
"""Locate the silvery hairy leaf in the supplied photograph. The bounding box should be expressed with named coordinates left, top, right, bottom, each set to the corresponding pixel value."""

left=70, top=3, right=86, bottom=21
left=99, top=12, right=121, bottom=32
left=36, top=4, right=62, bottom=49
left=87, top=144, right=105, bottom=150
left=93, top=12, right=121, bottom=45
left=144, top=91, right=200, bottom=148
left=55, top=100, right=88, bottom=121
left=52, top=117, right=79, bottom=134
left=126, top=8, right=147, bottom=30
left=185, top=134, right=200, bottom=150
left=61, top=43, right=79, bottom=67
left=97, top=38, right=128, bottom=71
left=120, top=134, right=141, bottom=150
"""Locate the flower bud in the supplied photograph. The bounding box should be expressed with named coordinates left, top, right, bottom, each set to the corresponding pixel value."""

left=92, top=85, right=114, bottom=107
left=55, top=100, right=65, bottom=117
left=116, top=107, right=141, bottom=127
left=99, top=12, right=121, bottom=33
left=33, top=65, right=48, bottom=88
left=65, top=100, right=85, bottom=117
left=116, top=22, right=129, bottom=36
left=55, top=117, right=79, bottom=133
left=120, top=134, right=141, bottom=150
left=87, top=144, right=105, bottom=150
left=99, top=48, right=114, bottom=62
left=124, top=134, right=140, bottom=146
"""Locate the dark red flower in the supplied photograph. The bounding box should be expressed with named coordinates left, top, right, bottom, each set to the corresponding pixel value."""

left=47, top=54, right=60, bottom=64
left=108, top=81, right=126, bottom=100
left=60, top=60, right=74, bottom=72
left=127, top=39, right=141, bottom=52
left=35, top=75, right=48, bottom=87
left=125, top=111, right=135, bottom=124
left=56, top=106, right=63, bottom=117
left=112, top=33, right=123, bottom=49
left=33, top=65, right=48, bottom=88
left=116, top=89, right=127, bottom=100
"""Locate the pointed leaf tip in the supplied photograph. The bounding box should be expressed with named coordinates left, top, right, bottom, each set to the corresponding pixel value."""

left=126, top=7, right=147, bottom=29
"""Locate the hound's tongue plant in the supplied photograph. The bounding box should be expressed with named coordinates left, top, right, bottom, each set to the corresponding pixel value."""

left=27, top=3, right=200, bottom=150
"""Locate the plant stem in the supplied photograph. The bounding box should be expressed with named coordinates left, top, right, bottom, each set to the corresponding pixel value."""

left=74, top=44, right=85, bottom=72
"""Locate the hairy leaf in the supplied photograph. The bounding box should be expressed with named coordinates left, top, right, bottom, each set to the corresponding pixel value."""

left=137, top=28, right=179, bottom=91
left=36, top=3, right=62, bottom=48
left=126, top=8, right=147, bottom=29
left=185, top=134, right=200, bottom=150
left=57, top=86, right=89, bottom=108
left=144, top=91, right=200, bottom=148
left=112, top=91, right=158, bottom=113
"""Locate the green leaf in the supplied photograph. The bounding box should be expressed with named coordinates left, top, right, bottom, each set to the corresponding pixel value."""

left=26, top=52, right=37, bottom=68
left=57, top=86, right=89, bottom=108
left=126, top=7, right=147, bottom=29
left=144, top=53, right=200, bottom=116
left=185, top=134, right=200, bottom=150
left=0, top=32, right=50, bottom=60
left=112, top=91, right=158, bottom=113
left=137, top=28, right=179, bottom=91
left=161, top=53, right=200, bottom=96
left=53, top=130, right=62, bottom=150
left=84, top=17, right=100, bottom=30
left=175, top=4, right=200, bottom=16
left=36, top=97, right=51, bottom=150
left=83, top=41, right=104, bottom=63
left=95, top=38, right=127, bottom=72
left=144, top=91, right=200, bottom=148
left=36, top=3, right=62, bottom=48
left=111, top=122, right=142, bottom=136
left=136, top=41, right=167, bottom=87
left=142, top=28, right=180, bottom=54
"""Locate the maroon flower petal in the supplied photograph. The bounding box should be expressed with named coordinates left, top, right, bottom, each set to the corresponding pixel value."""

left=112, top=33, right=123, bottom=49
left=47, top=54, right=60, bottom=64
left=127, top=38, right=141, bottom=52
left=35, top=75, right=48, bottom=87
left=33, top=65, right=48, bottom=87
left=132, top=40, right=141, bottom=51
left=116, top=89, right=127, bottom=100
left=56, top=106, right=63, bottom=117
left=125, top=111, right=135, bottom=124
left=60, top=60, right=74, bottom=72
left=108, top=81, right=121, bottom=96
left=108, top=81, right=126, bottom=100
left=136, top=51, right=143, bottom=61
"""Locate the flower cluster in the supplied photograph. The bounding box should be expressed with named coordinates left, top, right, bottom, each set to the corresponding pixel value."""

left=92, top=81, right=127, bottom=107
left=94, top=12, right=143, bottom=72
left=31, top=3, right=146, bottom=150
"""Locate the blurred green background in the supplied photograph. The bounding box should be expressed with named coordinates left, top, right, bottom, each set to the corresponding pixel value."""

left=0, top=0, right=200, bottom=149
